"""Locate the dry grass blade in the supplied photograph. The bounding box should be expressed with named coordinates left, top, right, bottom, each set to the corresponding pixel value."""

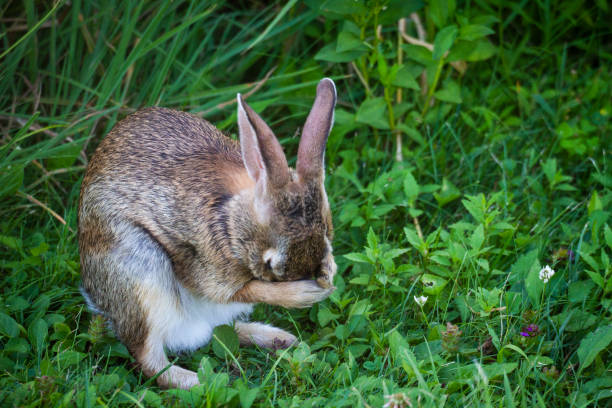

left=199, top=66, right=277, bottom=116
left=15, top=191, right=74, bottom=233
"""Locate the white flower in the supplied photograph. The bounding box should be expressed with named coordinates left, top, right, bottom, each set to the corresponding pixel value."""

left=414, top=295, right=428, bottom=306
left=383, top=392, right=412, bottom=408
left=539, top=265, right=555, bottom=283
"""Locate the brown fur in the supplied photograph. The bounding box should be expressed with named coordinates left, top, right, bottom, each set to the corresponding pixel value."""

left=78, top=78, right=338, bottom=389
left=231, top=279, right=333, bottom=308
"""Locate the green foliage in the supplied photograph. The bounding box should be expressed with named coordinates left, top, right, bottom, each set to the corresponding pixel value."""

left=1, top=0, right=611, bottom=406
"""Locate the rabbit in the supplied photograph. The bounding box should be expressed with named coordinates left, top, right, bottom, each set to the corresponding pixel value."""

left=78, top=78, right=338, bottom=389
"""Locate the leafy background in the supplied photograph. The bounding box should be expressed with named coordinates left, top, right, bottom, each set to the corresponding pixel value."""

left=1, top=0, right=611, bottom=406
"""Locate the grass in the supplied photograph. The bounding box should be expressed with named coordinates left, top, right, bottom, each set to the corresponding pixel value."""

left=1, top=0, right=611, bottom=406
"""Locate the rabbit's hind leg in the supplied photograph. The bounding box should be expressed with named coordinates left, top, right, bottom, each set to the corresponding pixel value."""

left=80, top=219, right=199, bottom=389
left=137, top=337, right=199, bottom=389
left=235, top=321, right=297, bottom=350
left=114, top=223, right=201, bottom=389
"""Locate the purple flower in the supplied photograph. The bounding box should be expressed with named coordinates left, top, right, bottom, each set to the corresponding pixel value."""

left=519, top=324, right=540, bottom=337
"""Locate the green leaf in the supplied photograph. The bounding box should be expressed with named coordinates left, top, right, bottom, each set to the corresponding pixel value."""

left=510, top=250, right=538, bottom=281
left=397, top=123, right=426, bottom=146
left=487, top=324, right=501, bottom=350
left=604, top=224, right=612, bottom=250
left=0, top=235, right=22, bottom=251
left=459, top=24, right=494, bottom=41
left=408, top=208, right=423, bottom=218
left=349, top=274, right=371, bottom=285
left=336, top=30, right=367, bottom=53
left=56, top=350, right=86, bottom=367
left=385, top=248, right=409, bottom=259
left=367, top=227, right=378, bottom=249
left=552, top=310, right=597, bottom=332
left=30, top=241, right=49, bottom=256
left=470, top=224, right=485, bottom=250
left=391, top=65, right=420, bottom=90
left=483, top=362, right=518, bottom=379
left=525, top=260, right=544, bottom=306
left=94, top=374, right=121, bottom=394
left=434, top=81, right=462, bottom=103
left=447, top=39, right=497, bottom=62
left=318, top=306, right=340, bottom=327
left=356, top=98, right=389, bottom=129
left=0, top=312, right=20, bottom=337
left=315, top=42, right=366, bottom=62
left=388, top=330, right=410, bottom=360
left=403, top=171, right=420, bottom=203
left=28, top=318, right=48, bottom=353
left=585, top=270, right=605, bottom=289
left=462, top=194, right=486, bottom=223
left=402, top=44, right=433, bottom=64
left=429, top=0, right=455, bottom=28
left=434, top=178, right=461, bottom=206
left=433, top=25, right=458, bottom=60
left=421, top=273, right=448, bottom=295
left=404, top=227, right=424, bottom=250
left=335, top=324, right=350, bottom=340
left=5, top=337, right=30, bottom=354
left=542, top=158, right=556, bottom=186
left=46, top=140, right=83, bottom=170
left=577, top=325, right=612, bottom=371
left=588, top=191, right=602, bottom=216
left=344, top=252, right=371, bottom=264
left=234, top=379, right=259, bottom=408
left=568, top=281, right=595, bottom=303
left=212, top=325, right=239, bottom=359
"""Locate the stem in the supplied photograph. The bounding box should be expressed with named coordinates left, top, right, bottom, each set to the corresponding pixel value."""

left=351, top=61, right=371, bottom=96
left=421, top=56, right=444, bottom=118
left=420, top=306, right=430, bottom=328
left=413, top=214, right=424, bottom=240
left=395, top=19, right=405, bottom=162
left=358, top=24, right=370, bottom=92
left=384, top=86, right=395, bottom=130
left=410, top=12, right=428, bottom=96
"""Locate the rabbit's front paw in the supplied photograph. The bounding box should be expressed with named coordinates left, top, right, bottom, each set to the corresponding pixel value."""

left=316, top=253, right=337, bottom=289
left=285, top=280, right=334, bottom=308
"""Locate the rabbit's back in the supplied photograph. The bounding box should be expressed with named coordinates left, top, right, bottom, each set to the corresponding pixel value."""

left=85, top=107, right=243, bottom=186
left=79, top=107, right=254, bottom=300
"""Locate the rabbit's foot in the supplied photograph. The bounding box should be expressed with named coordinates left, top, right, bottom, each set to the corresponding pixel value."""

left=232, top=279, right=334, bottom=308
left=235, top=321, right=297, bottom=349
left=284, top=280, right=334, bottom=308
left=162, top=366, right=200, bottom=390
left=138, top=337, right=200, bottom=390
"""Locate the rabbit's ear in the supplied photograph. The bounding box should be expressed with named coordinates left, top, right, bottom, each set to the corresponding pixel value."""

left=296, top=78, right=336, bottom=181
left=237, top=94, right=290, bottom=188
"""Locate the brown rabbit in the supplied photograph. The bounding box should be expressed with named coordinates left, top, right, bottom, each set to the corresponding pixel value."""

left=78, top=78, right=338, bottom=389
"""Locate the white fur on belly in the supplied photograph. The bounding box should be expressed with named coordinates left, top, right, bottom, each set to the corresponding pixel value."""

left=139, top=281, right=252, bottom=353
left=166, top=288, right=252, bottom=352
